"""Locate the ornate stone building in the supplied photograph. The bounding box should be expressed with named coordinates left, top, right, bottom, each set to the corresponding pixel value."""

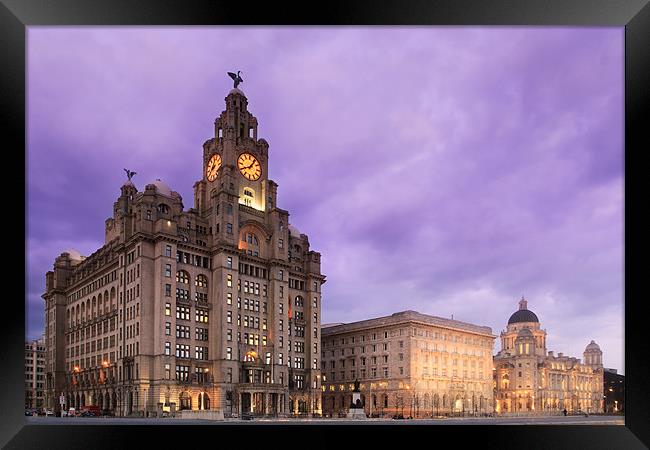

left=493, top=297, right=604, bottom=414
left=43, top=85, right=325, bottom=417
left=321, top=311, right=496, bottom=418
left=25, top=336, right=46, bottom=409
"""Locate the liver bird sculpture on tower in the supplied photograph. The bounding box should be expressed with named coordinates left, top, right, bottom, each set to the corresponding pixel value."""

left=124, top=168, right=137, bottom=180
left=227, top=70, right=243, bottom=89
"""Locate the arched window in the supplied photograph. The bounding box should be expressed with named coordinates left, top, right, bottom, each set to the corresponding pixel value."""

left=199, top=392, right=210, bottom=410
left=110, top=287, right=116, bottom=311
left=245, top=233, right=258, bottom=245
left=239, top=229, right=261, bottom=257
left=195, top=274, right=208, bottom=288
left=176, top=270, right=189, bottom=284
left=179, top=392, right=192, bottom=410
left=157, top=203, right=169, bottom=214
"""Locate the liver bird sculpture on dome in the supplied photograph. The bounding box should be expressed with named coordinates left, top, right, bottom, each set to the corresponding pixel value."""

left=123, top=168, right=137, bottom=180
left=227, top=70, right=243, bottom=89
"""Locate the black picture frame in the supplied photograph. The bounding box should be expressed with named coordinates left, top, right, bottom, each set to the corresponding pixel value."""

left=2, top=1, right=648, bottom=448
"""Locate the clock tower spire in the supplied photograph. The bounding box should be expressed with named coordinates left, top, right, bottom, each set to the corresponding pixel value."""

left=193, top=81, right=273, bottom=222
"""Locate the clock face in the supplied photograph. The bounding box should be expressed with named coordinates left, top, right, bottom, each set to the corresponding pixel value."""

left=206, top=154, right=222, bottom=181
left=237, top=153, right=262, bottom=181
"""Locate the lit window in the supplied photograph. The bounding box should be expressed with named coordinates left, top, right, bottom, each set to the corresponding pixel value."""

left=176, top=271, right=189, bottom=284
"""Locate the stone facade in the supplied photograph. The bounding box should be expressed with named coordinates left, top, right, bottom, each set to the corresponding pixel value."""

left=493, top=297, right=604, bottom=414
left=321, top=311, right=496, bottom=418
left=25, top=336, right=46, bottom=409
left=43, top=87, right=325, bottom=417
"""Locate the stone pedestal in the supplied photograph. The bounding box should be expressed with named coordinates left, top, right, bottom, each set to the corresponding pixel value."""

left=347, top=392, right=367, bottom=419
left=179, top=410, right=224, bottom=420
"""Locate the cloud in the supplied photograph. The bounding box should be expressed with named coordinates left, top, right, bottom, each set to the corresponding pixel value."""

left=26, top=27, right=624, bottom=372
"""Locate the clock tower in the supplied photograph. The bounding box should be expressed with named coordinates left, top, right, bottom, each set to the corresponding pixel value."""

left=194, top=87, right=274, bottom=212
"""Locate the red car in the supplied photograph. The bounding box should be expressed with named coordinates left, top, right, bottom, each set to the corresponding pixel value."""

left=79, top=405, right=101, bottom=417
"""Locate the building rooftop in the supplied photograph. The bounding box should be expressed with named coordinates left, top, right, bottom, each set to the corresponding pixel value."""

left=321, top=310, right=494, bottom=337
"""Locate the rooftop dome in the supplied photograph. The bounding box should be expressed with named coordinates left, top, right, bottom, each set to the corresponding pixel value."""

left=229, top=88, right=246, bottom=97
left=508, top=297, right=539, bottom=324
left=585, top=340, right=601, bottom=351
left=149, top=179, right=172, bottom=197
left=288, top=224, right=301, bottom=238
left=63, top=249, right=85, bottom=261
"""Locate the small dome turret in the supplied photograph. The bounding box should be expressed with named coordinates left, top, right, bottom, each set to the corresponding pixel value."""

left=147, top=179, right=172, bottom=197
left=288, top=224, right=301, bottom=238
left=507, top=296, right=539, bottom=324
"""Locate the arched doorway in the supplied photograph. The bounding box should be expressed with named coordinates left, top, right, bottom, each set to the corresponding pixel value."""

left=179, top=392, right=192, bottom=411
left=198, top=392, right=210, bottom=410
left=127, top=391, right=133, bottom=415
left=454, top=395, right=462, bottom=413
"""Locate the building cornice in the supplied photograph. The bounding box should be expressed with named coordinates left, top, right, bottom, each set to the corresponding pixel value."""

left=322, top=310, right=495, bottom=338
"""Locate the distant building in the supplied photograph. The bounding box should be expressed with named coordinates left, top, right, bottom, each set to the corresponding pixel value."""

left=493, top=297, right=604, bottom=414
left=25, top=336, right=46, bottom=409
left=321, top=310, right=496, bottom=418
left=603, top=368, right=624, bottom=413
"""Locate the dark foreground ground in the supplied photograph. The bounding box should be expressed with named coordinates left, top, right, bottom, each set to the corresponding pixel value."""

left=25, top=414, right=624, bottom=426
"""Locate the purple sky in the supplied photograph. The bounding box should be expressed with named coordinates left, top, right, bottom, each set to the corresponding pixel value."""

left=26, top=27, right=624, bottom=373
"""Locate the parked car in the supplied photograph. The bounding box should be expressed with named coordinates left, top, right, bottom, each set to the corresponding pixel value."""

left=392, top=414, right=405, bottom=420
left=241, top=412, right=254, bottom=421
left=44, top=409, right=55, bottom=416
left=79, top=405, right=101, bottom=417
left=68, top=407, right=76, bottom=417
